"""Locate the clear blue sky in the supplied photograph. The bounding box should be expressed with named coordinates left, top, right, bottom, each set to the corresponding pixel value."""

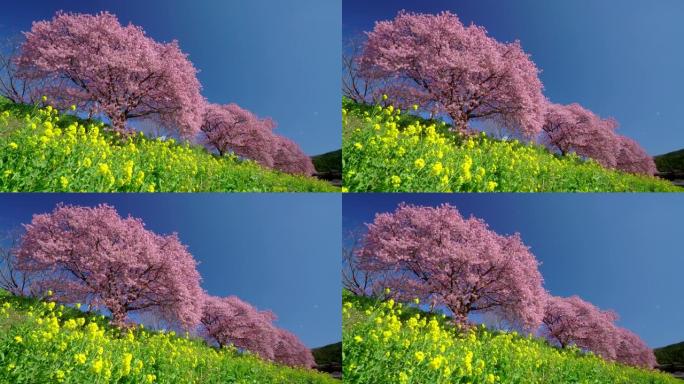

left=344, top=0, right=684, bottom=155
left=0, top=0, right=341, bottom=155
left=0, top=193, right=341, bottom=348
left=343, top=193, right=684, bottom=348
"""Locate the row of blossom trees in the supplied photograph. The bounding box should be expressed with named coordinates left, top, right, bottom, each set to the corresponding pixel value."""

left=1, top=204, right=314, bottom=368
left=344, top=203, right=656, bottom=368
left=0, top=11, right=314, bottom=175
left=345, top=11, right=656, bottom=175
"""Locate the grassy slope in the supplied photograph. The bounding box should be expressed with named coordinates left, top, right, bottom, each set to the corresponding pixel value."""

left=342, top=291, right=679, bottom=384
left=0, top=290, right=336, bottom=383
left=343, top=99, right=680, bottom=192
left=0, top=98, right=336, bottom=192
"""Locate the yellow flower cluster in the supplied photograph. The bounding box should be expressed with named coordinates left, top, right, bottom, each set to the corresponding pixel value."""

left=342, top=293, right=678, bottom=384
left=0, top=102, right=335, bottom=192
left=0, top=292, right=336, bottom=384
left=342, top=100, right=679, bottom=192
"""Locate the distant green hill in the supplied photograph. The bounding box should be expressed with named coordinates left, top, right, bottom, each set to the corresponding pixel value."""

left=655, top=341, right=684, bottom=376
left=312, top=150, right=341, bottom=173
left=312, top=342, right=341, bottom=367
left=311, top=149, right=341, bottom=185
left=655, top=149, right=684, bottom=173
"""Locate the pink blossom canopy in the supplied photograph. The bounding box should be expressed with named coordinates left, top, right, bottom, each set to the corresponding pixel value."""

left=542, top=103, right=620, bottom=168
left=359, top=203, right=546, bottom=331
left=16, top=204, right=203, bottom=329
left=360, top=11, right=546, bottom=137
left=201, top=102, right=277, bottom=167
left=199, top=293, right=315, bottom=368
left=17, top=11, right=204, bottom=137
left=542, top=295, right=620, bottom=360
left=200, top=294, right=278, bottom=360
left=615, top=135, right=657, bottom=175
left=273, top=328, right=316, bottom=368
left=542, top=103, right=656, bottom=175
left=272, top=135, right=316, bottom=176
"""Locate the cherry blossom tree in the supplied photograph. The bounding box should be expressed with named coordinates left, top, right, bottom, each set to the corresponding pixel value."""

left=615, top=135, right=657, bottom=175
left=17, top=11, right=204, bottom=137
left=359, top=11, right=546, bottom=137
left=273, top=328, right=316, bottom=368
left=614, top=327, right=657, bottom=368
left=272, top=135, right=316, bottom=175
left=541, top=103, right=621, bottom=168
left=16, top=204, right=203, bottom=329
left=542, top=295, right=620, bottom=360
left=358, top=203, right=546, bottom=331
left=200, top=294, right=278, bottom=360
left=200, top=102, right=277, bottom=167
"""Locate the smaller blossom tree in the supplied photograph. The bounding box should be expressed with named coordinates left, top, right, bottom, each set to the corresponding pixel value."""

left=614, top=136, right=657, bottom=175
left=17, top=11, right=204, bottom=137
left=200, top=294, right=278, bottom=360
left=541, top=103, right=620, bottom=168
left=272, top=135, right=316, bottom=175
left=200, top=102, right=277, bottom=167
left=614, top=327, right=657, bottom=368
left=542, top=295, right=620, bottom=360
left=16, top=204, right=203, bottom=329
left=359, top=203, right=546, bottom=331
left=359, top=11, right=546, bottom=137
left=273, top=328, right=316, bottom=368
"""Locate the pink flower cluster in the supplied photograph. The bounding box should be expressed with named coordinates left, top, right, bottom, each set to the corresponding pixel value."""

left=15, top=204, right=313, bottom=368
left=201, top=103, right=315, bottom=175
left=200, top=294, right=315, bottom=367
left=543, top=295, right=656, bottom=368
left=543, top=103, right=656, bottom=175
left=357, top=203, right=656, bottom=368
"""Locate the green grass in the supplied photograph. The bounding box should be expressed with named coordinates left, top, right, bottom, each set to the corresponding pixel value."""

left=342, top=291, right=679, bottom=384
left=0, top=98, right=336, bottom=192
left=342, top=98, right=680, bottom=192
left=0, top=289, right=336, bottom=383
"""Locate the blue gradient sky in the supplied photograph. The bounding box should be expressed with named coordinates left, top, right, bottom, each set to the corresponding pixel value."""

left=343, top=193, right=684, bottom=348
left=0, top=0, right=341, bottom=155
left=0, top=194, right=341, bottom=348
left=344, top=0, right=684, bottom=155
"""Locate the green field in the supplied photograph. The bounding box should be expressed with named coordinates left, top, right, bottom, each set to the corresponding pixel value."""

left=342, top=99, right=680, bottom=192
left=342, top=291, right=678, bottom=384
left=0, top=98, right=336, bottom=192
left=0, top=290, right=336, bottom=383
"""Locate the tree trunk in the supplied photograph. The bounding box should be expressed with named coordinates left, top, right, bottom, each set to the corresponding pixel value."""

left=110, top=306, right=128, bottom=327
left=110, top=113, right=127, bottom=134
left=449, top=113, right=470, bottom=136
